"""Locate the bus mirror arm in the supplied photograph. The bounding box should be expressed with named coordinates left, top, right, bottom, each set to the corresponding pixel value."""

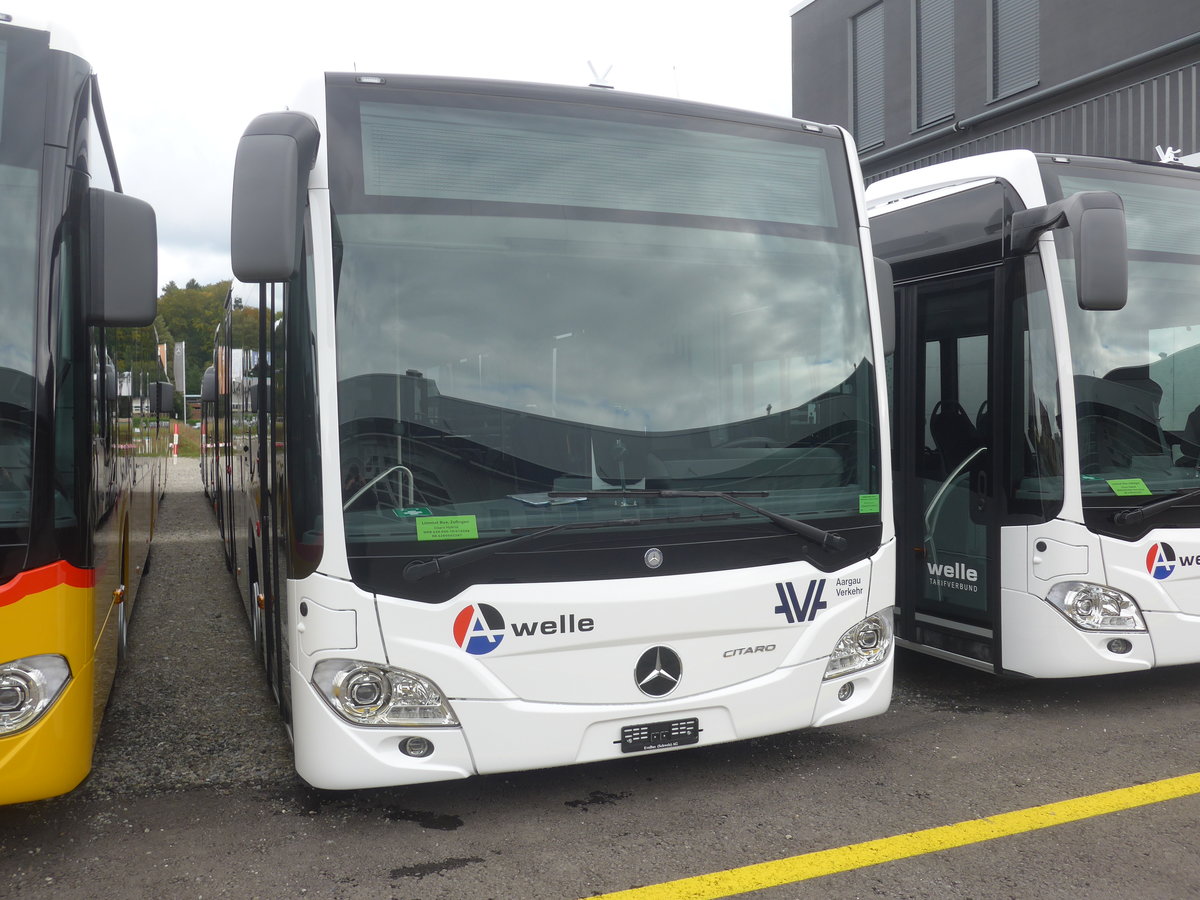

left=1009, top=191, right=1127, bottom=311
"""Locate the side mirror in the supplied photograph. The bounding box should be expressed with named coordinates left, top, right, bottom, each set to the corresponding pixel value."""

left=873, top=257, right=895, bottom=355
left=149, top=381, right=174, bottom=415
left=1009, top=190, right=1127, bottom=310
left=230, top=111, right=320, bottom=283
left=88, top=189, right=158, bottom=326
left=200, top=366, right=216, bottom=403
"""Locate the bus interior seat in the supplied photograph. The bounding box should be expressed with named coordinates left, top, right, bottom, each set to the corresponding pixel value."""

left=974, top=400, right=990, bottom=437
left=929, top=399, right=979, bottom=471
left=1076, top=369, right=1171, bottom=472
left=1176, top=405, right=1200, bottom=467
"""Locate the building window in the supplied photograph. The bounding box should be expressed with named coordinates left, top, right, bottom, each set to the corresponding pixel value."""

left=915, top=0, right=954, bottom=127
left=991, top=0, right=1039, bottom=100
left=852, top=3, right=885, bottom=149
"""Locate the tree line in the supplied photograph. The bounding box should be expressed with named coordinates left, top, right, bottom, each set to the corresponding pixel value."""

left=108, top=278, right=266, bottom=408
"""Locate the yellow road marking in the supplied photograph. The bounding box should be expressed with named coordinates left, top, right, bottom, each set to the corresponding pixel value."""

left=591, top=771, right=1200, bottom=899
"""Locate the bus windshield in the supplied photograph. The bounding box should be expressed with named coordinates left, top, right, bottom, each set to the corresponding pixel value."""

left=327, top=80, right=880, bottom=593
left=0, top=30, right=44, bottom=578
left=1043, top=162, right=1200, bottom=502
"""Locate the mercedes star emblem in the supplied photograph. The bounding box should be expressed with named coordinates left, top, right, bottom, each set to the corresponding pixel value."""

left=635, top=646, right=682, bottom=697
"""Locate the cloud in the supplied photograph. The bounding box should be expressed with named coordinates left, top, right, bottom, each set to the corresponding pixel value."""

left=24, top=0, right=793, bottom=287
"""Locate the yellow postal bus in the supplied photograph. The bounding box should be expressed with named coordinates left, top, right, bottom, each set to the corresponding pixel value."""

left=0, top=13, right=164, bottom=804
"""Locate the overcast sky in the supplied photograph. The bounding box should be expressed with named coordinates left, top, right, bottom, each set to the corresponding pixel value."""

left=14, top=0, right=797, bottom=290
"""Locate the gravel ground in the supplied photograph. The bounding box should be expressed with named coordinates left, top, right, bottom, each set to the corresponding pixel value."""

left=4, top=460, right=1200, bottom=899
left=81, top=458, right=299, bottom=800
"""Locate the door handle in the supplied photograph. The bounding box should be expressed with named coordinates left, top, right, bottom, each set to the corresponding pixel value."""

left=973, top=469, right=989, bottom=514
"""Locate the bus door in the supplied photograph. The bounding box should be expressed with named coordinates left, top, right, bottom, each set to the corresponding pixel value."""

left=895, top=269, right=1000, bottom=668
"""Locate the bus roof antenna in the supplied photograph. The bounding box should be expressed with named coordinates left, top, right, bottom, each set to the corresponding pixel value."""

left=587, top=61, right=614, bottom=89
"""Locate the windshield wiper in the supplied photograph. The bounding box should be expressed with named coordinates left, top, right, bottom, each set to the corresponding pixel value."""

left=403, top=517, right=649, bottom=583
left=548, top=489, right=848, bottom=552
left=1113, top=486, right=1200, bottom=526
left=404, top=491, right=849, bottom=583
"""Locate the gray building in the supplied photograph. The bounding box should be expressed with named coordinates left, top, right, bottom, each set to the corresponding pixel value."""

left=790, top=0, right=1200, bottom=179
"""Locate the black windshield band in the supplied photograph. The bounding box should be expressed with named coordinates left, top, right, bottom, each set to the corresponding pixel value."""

left=328, top=195, right=844, bottom=242
left=356, top=518, right=883, bottom=604
left=325, top=75, right=862, bottom=246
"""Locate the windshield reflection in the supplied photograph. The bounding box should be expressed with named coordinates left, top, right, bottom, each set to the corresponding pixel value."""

left=334, top=214, right=879, bottom=543
left=0, top=164, right=39, bottom=533
left=329, top=85, right=882, bottom=582
left=1049, top=166, right=1200, bottom=497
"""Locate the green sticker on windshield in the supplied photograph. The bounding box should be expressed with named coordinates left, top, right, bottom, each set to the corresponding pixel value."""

left=859, top=494, right=881, bottom=513
left=393, top=506, right=432, bottom=518
left=1107, top=478, right=1152, bottom=497
left=415, top=516, right=479, bottom=541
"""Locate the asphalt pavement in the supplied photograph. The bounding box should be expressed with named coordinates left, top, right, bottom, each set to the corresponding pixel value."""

left=2, top=461, right=1199, bottom=900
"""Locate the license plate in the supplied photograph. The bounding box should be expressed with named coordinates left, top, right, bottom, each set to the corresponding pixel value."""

left=619, top=717, right=700, bottom=754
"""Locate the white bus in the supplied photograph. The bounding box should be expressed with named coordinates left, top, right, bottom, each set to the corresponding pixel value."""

left=868, top=149, right=1200, bottom=677
left=219, top=74, right=895, bottom=789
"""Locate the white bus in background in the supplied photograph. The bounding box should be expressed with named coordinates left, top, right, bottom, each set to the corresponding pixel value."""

left=868, top=149, right=1200, bottom=677
left=216, top=74, right=896, bottom=789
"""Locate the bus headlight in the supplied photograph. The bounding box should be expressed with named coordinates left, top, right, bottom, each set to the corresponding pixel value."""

left=311, top=659, right=459, bottom=727
left=823, top=611, right=893, bottom=679
left=1046, top=582, right=1146, bottom=632
left=0, top=655, right=72, bottom=735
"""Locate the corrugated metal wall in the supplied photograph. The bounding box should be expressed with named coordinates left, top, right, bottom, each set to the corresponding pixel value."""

left=870, top=60, right=1200, bottom=180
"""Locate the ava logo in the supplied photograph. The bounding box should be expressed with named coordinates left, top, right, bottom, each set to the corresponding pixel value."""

left=774, top=580, right=827, bottom=624
left=453, top=603, right=506, bottom=655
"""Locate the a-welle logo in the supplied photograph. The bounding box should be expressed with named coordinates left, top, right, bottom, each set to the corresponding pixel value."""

left=1144, top=541, right=1200, bottom=581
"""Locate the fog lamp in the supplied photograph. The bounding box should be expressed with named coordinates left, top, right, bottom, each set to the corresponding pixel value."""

left=400, top=736, right=435, bottom=758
